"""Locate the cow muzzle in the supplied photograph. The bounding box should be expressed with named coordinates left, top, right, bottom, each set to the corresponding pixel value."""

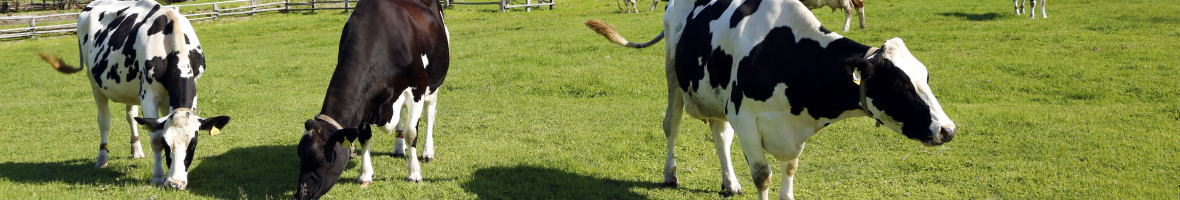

left=166, top=178, right=187, bottom=190
left=925, top=125, right=956, bottom=146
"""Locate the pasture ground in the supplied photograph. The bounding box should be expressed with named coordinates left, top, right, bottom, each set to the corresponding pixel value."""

left=0, top=0, right=1177, bottom=199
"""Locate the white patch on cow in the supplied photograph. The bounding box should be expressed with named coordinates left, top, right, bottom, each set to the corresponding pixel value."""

left=421, top=54, right=430, bottom=69
left=880, top=38, right=955, bottom=131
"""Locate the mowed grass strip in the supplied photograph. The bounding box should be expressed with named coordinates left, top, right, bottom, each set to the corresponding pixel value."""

left=0, top=0, right=1176, bottom=199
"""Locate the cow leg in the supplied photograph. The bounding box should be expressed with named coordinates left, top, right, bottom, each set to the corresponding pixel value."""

left=649, top=0, right=658, bottom=11
left=842, top=8, right=853, bottom=32
left=730, top=117, right=771, bottom=200
left=358, top=125, right=375, bottom=187
left=1039, top=0, right=1047, bottom=18
left=779, top=159, right=800, bottom=200
left=708, top=120, right=742, bottom=196
left=857, top=7, right=866, bottom=29
left=402, top=98, right=426, bottom=183
left=420, top=91, right=439, bottom=162
left=140, top=95, right=166, bottom=186
left=1028, top=0, right=1036, bottom=18
left=126, top=105, right=146, bottom=159
left=93, top=91, right=112, bottom=168
left=1014, top=0, right=1022, bottom=14
left=382, top=93, right=408, bottom=158
left=661, top=85, right=685, bottom=187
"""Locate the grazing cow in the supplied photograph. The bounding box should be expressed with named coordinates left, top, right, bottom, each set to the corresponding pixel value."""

left=1014, top=0, right=1047, bottom=18
left=620, top=0, right=663, bottom=13
left=38, top=0, right=231, bottom=190
left=294, top=0, right=450, bottom=198
left=799, top=0, right=865, bottom=32
left=585, top=0, right=955, bottom=199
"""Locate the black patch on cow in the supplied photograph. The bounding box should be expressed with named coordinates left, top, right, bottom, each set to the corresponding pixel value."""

left=82, top=33, right=89, bottom=44
left=160, top=51, right=198, bottom=109
left=126, top=61, right=140, bottom=82
left=188, top=49, right=204, bottom=77
left=185, top=133, right=198, bottom=169
left=674, top=0, right=733, bottom=93
left=184, top=35, right=191, bottom=44
left=82, top=6, right=93, bottom=11
left=729, top=0, right=762, bottom=28
left=731, top=26, right=868, bottom=119
left=99, top=12, right=107, bottom=21
left=145, top=56, right=166, bottom=84
left=818, top=26, right=832, bottom=34
left=147, top=15, right=171, bottom=35
left=863, top=58, right=935, bottom=141
left=91, top=58, right=109, bottom=87
left=706, top=48, right=733, bottom=89
left=115, top=7, right=129, bottom=17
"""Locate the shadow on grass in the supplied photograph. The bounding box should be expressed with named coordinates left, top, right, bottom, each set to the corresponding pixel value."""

left=187, top=145, right=297, bottom=199
left=0, top=159, right=139, bottom=185
left=938, top=12, right=1004, bottom=21
left=462, top=165, right=685, bottom=199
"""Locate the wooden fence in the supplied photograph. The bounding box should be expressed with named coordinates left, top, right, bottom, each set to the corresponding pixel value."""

left=0, top=0, right=553, bottom=39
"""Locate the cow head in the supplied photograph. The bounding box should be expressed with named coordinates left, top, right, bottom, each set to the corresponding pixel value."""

left=295, top=119, right=356, bottom=200
left=859, top=38, right=956, bottom=146
left=133, top=108, right=231, bottom=189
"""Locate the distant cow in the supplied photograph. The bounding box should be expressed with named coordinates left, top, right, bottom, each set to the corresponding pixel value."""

left=586, top=0, right=955, bottom=199
left=800, top=0, right=865, bottom=31
left=38, top=0, right=230, bottom=190
left=1013, top=0, right=1047, bottom=18
left=294, top=0, right=450, bottom=198
left=620, top=0, right=662, bottom=13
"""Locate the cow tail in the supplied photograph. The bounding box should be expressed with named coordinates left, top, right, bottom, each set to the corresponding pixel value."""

left=38, top=53, right=83, bottom=74
left=584, top=19, right=664, bottom=49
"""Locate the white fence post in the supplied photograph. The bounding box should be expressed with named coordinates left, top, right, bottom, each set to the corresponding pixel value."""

left=29, top=17, right=36, bottom=38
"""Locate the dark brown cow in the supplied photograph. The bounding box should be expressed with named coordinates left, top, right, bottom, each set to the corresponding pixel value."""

left=294, top=0, right=450, bottom=198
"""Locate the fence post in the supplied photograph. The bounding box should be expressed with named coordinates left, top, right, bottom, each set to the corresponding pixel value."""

left=343, top=0, right=348, bottom=12
left=250, top=0, right=257, bottom=16
left=213, top=3, right=220, bottom=19
left=284, top=0, right=288, bottom=12
left=309, top=0, right=315, bottom=13
left=29, top=17, right=37, bottom=38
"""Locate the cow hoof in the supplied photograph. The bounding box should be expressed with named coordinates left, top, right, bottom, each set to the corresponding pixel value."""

left=419, top=155, right=434, bottom=162
left=405, top=177, right=422, bottom=183
left=359, top=181, right=373, bottom=187
left=719, top=185, right=743, bottom=197
left=661, top=180, right=679, bottom=188
left=95, top=150, right=110, bottom=168
left=391, top=152, right=406, bottom=158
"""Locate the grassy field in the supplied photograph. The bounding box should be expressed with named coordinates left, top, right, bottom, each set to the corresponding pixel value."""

left=1, top=0, right=1177, bottom=199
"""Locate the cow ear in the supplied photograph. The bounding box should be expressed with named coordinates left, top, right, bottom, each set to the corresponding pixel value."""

left=134, top=117, right=166, bottom=131
left=199, top=116, right=232, bottom=130
left=304, top=120, right=325, bottom=143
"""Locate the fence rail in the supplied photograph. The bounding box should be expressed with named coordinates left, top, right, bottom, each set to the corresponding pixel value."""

left=0, top=0, right=554, bottom=39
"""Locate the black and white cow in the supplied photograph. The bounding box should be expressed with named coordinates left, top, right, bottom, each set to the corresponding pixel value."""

left=1014, top=0, right=1047, bottom=18
left=295, top=0, right=450, bottom=198
left=586, top=0, right=955, bottom=199
left=38, top=0, right=231, bottom=190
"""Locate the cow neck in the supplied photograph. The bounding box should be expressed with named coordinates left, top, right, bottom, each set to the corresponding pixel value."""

left=857, top=47, right=884, bottom=127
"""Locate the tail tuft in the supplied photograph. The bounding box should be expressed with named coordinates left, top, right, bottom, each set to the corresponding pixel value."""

left=585, top=19, right=630, bottom=46
left=38, top=53, right=83, bottom=74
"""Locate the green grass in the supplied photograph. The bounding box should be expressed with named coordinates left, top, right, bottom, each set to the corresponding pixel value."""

left=0, top=0, right=1177, bottom=199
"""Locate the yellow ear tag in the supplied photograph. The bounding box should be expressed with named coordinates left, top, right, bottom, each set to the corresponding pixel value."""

left=210, top=127, right=221, bottom=136
left=852, top=69, right=863, bottom=85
